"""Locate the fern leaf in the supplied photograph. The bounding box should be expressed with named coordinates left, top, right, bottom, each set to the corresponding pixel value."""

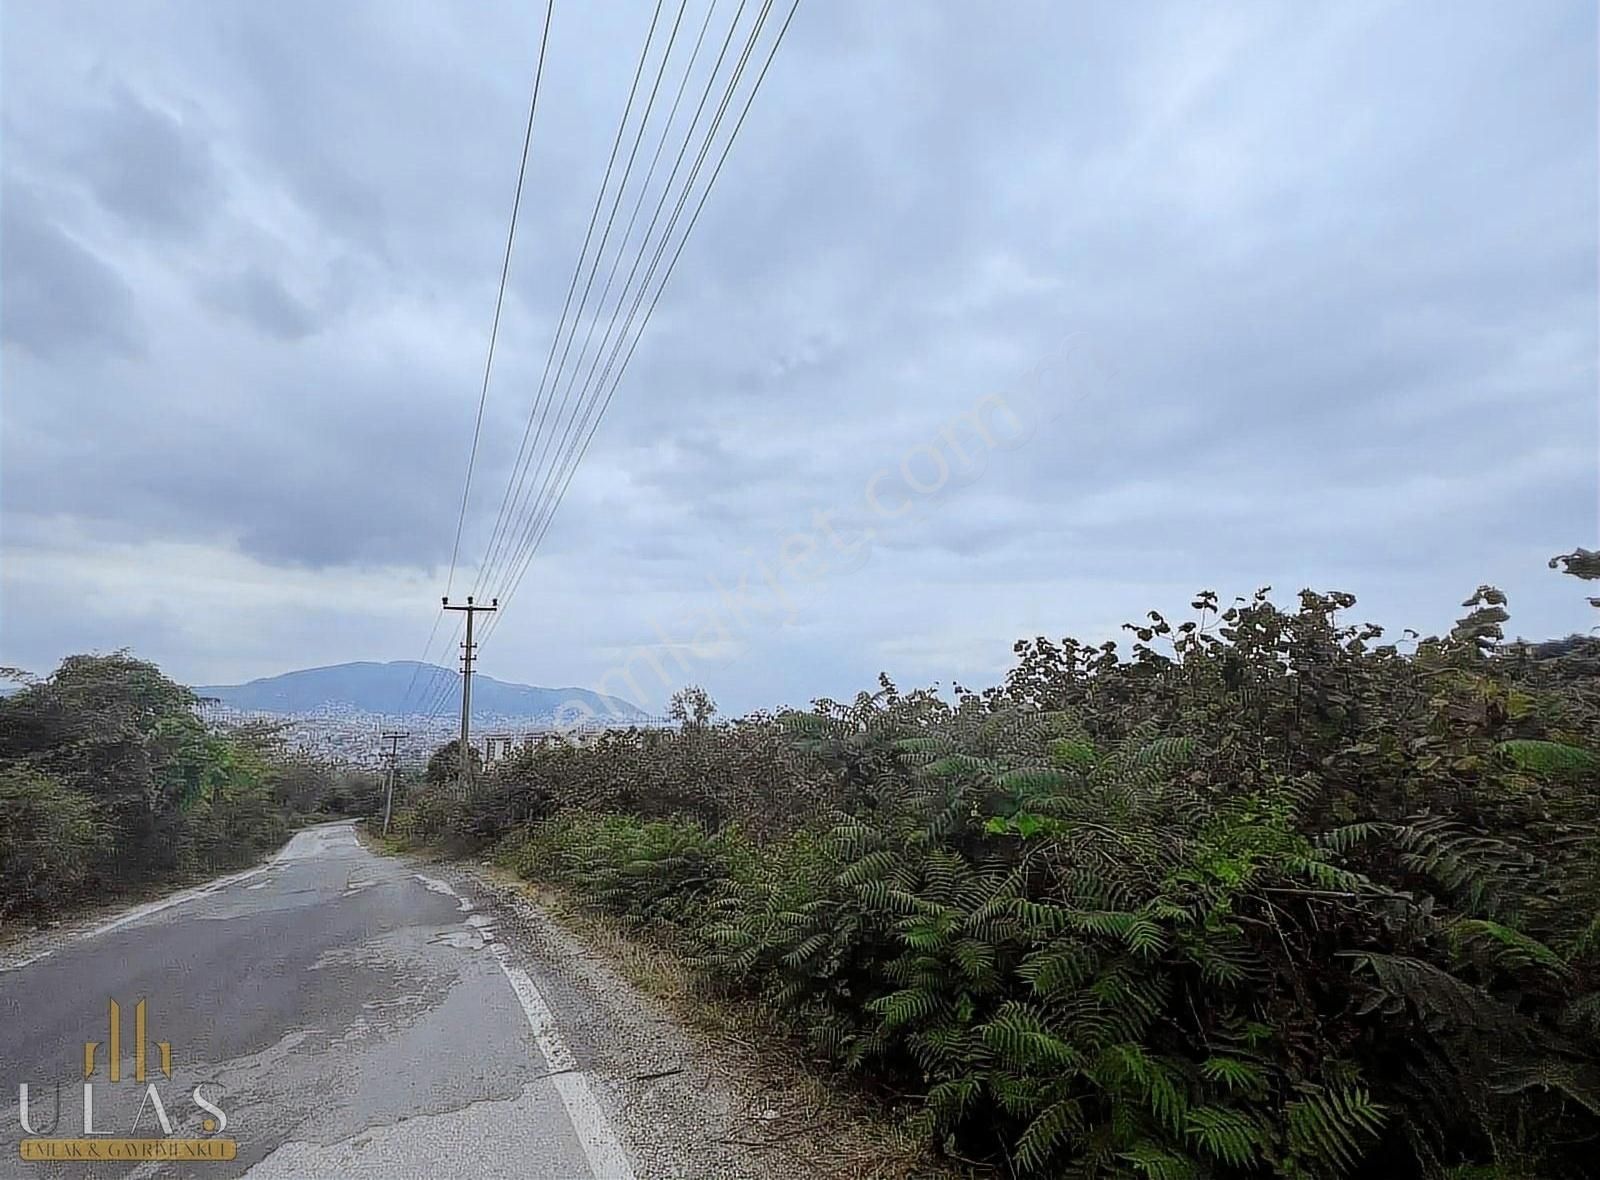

left=1051, top=736, right=1098, bottom=769
left=1447, top=917, right=1570, bottom=978
left=1014, top=1098, right=1084, bottom=1173
left=1120, top=1142, right=1201, bottom=1180
left=1286, top=1085, right=1385, bottom=1173
left=1184, top=1105, right=1264, bottom=1168
left=1496, top=739, right=1600, bottom=774
left=994, top=766, right=1074, bottom=794
left=981, top=1002, right=1082, bottom=1069
left=1018, top=945, right=1098, bottom=997
left=1200, top=1056, right=1267, bottom=1094
left=867, top=986, right=946, bottom=1029
left=1136, top=734, right=1197, bottom=769
left=1491, top=1060, right=1600, bottom=1118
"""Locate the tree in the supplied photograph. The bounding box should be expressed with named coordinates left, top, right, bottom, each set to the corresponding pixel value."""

left=0, top=651, right=318, bottom=917
left=669, top=685, right=718, bottom=728
left=426, top=739, right=482, bottom=789
left=0, top=652, right=208, bottom=878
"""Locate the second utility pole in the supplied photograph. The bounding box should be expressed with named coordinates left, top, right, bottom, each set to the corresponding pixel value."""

left=443, top=595, right=497, bottom=798
left=379, top=730, right=409, bottom=836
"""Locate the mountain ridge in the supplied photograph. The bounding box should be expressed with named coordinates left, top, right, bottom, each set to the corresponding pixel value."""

left=196, top=660, right=648, bottom=721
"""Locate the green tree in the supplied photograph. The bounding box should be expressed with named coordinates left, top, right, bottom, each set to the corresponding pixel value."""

left=0, top=651, right=326, bottom=917
left=0, top=767, right=107, bottom=921
left=669, top=685, right=718, bottom=728
left=425, top=739, right=482, bottom=789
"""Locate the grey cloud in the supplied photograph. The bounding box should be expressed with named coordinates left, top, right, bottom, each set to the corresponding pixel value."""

left=0, top=182, right=143, bottom=360
left=0, top=0, right=1593, bottom=710
left=74, top=85, right=216, bottom=239
left=206, top=267, right=317, bottom=340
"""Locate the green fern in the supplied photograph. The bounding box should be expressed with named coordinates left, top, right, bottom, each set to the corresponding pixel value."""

left=1285, top=1085, right=1386, bottom=1173
left=1184, top=1105, right=1265, bottom=1168
left=1119, top=1142, right=1201, bottom=1180
left=1014, top=1098, right=1085, bottom=1173
left=994, top=766, right=1074, bottom=794
left=1200, top=1056, right=1268, bottom=1095
left=1490, top=1060, right=1600, bottom=1118
left=1496, top=739, right=1600, bottom=774
left=868, top=986, right=947, bottom=1029
left=1447, top=918, right=1570, bottom=978
left=1051, top=736, right=1099, bottom=768
left=982, top=1002, right=1083, bottom=1069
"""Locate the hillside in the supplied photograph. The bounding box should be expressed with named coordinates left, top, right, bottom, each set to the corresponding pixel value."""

left=196, top=660, right=647, bottom=721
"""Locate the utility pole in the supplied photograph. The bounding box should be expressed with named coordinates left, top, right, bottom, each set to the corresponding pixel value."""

left=443, top=595, right=497, bottom=798
left=379, top=730, right=409, bottom=836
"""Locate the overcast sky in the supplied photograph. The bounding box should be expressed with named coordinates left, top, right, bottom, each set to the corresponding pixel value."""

left=2, top=0, right=1595, bottom=718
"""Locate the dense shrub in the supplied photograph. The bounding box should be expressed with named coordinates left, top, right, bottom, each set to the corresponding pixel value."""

left=405, top=707, right=832, bottom=848
left=496, top=812, right=750, bottom=926
left=405, top=556, right=1600, bottom=1177
left=0, top=654, right=342, bottom=926
left=0, top=767, right=108, bottom=917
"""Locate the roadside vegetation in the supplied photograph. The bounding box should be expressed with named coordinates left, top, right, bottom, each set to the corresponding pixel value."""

left=0, top=653, right=376, bottom=931
left=394, top=550, right=1600, bottom=1179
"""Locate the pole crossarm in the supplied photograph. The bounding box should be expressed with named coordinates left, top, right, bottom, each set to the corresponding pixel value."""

left=442, top=596, right=498, bottom=797
left=378, top=730, right=410, bottom=837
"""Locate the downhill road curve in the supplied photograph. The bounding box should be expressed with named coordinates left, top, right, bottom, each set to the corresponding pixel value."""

left=0, top=823, right=647, bottom=1180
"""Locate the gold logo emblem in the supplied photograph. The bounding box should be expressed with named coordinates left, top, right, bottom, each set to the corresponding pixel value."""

left=16, top=997, right=236, bottom=1163
left=83, top=999, right=172, bottom=1084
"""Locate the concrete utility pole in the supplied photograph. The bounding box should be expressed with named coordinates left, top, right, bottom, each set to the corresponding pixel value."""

left=379, top=730, right=409, bottom=836
left=443, top=595, right=497, bottom=798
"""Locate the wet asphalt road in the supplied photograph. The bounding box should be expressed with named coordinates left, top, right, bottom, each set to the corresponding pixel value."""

left=0, top=823, right=630, bottom=1180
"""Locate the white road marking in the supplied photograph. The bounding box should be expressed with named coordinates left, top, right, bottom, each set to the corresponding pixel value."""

left=410, top=872, right=637, bottom=1180
left=82, top=863, right=270, bottom=938
left=491, top=945, right=638, bottom=1180
left=3, top=949, right=56, bottom=971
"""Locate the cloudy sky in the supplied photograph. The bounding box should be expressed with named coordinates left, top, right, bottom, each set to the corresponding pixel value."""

left=2, top=0, right=1595, bottom=718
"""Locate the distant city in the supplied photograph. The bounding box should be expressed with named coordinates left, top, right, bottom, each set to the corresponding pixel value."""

left=194, top=700, right=669, bottom=767
left=192, top=661, right=668, bottom=767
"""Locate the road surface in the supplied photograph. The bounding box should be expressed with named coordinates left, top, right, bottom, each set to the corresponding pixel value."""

left=0, top=823, right=638, bottom=1179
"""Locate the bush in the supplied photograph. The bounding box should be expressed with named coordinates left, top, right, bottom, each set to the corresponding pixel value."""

left=496, top=813, right=747, bottom=927
left=408, top=559, right=1600, bottom=1178
left=0, top=653, right=337, bottom=925
left=0, top=767, right=108, bottom=920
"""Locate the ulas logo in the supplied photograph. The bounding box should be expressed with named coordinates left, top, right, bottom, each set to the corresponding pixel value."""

left=16, top=998, right=236, bottom=1164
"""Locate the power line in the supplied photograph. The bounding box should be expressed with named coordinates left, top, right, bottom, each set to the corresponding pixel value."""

left=493, top=1, right=798, bottom=633
left=443, top=0, right=556, bottom=601
left=476, top=0, right=698, bottom=599
left=484, top=0, right=800, bottom=637
left=473, top=0, right=673, bottom=598
left=480, top=0, right=755, bottom=607
left=399, top=2, right=553, bottom=720
left=399, top=600, right=471, bottom=717
left=395, top=606, right=445, bottom=717
left=489, top=0, right=799, bottom=630
left=416, top=620, right=467, bottom=719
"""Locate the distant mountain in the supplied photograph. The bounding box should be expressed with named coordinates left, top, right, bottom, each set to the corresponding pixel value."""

left=196, top=661, right=647, bottom=722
